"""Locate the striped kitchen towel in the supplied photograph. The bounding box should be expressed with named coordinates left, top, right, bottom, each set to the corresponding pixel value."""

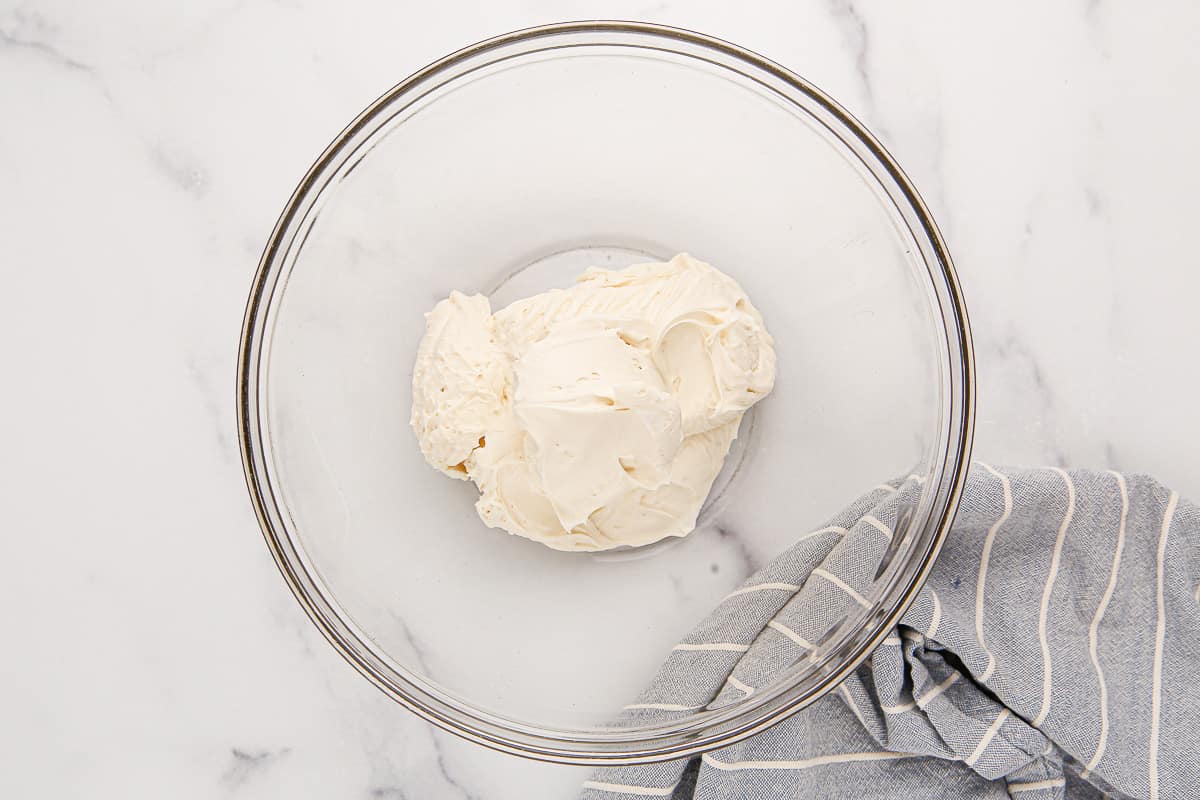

left=581, top=465, right=1199, bottom=799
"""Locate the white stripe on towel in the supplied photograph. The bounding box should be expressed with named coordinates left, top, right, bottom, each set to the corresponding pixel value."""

left=838, top=684, right=867, bottom=727
left=916, top=672, right=960, bottom=709
left=798, top=525, right=851, bottom=543
left=965, top=709, right=1011, bottom=767
left=581, top=780, right=678, bottom=796
left=812, top=568, right=871, bottom=608
left=673, top=642, right=749, bottom=653
left=702, top=751, right=920, bottom=772
left=725, top=582, right=799, bottom=599
left=768, top=620, right=814, bottom=649
left=1083, top=471, right=1129, bottom=777
left=861, top=515, right=893, bottom=541
left=1033, top=467, right=1075, bottom=728
left=881, top=698, right=917, bottom=715
left=1009, top=777, right=1066, bottom=792
left=1149, top=491, right=1178, bottom=800
left=975, top=461, right=1012, bottom=683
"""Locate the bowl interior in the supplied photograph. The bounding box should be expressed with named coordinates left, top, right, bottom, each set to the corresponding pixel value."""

left=249, top=27, right=960, bottom=751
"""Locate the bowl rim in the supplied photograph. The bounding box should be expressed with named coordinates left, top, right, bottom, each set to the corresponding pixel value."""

left=237, top=19, right=975, bottom=765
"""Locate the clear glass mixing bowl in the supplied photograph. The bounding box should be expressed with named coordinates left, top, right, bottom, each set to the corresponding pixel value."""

left=238, top=21, right=973, bottom=765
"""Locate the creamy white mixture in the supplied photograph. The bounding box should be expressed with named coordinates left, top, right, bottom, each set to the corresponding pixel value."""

left=411, top=253, right=776, bottom=551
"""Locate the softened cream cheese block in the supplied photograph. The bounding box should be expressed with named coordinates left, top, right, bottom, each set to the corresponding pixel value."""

left=411, top=253, right=776, bottom=551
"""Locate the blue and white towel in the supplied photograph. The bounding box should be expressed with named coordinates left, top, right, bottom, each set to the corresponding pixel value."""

left=582, top=465, right=1199, bottom=799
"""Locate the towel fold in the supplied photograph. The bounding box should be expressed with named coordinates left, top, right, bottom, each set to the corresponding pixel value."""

left=582, top=465, right=1199, bottom=799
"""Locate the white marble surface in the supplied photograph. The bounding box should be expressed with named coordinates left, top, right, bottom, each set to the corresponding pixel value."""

left=3, top=1, right=1199, bottom=797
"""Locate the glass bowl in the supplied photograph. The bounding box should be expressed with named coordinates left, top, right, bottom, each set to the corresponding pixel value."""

left=237, top=21, right=973, bottom=765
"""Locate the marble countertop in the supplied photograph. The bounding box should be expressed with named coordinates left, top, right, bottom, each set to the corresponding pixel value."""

left=4, top=2, right=1198, bottom=797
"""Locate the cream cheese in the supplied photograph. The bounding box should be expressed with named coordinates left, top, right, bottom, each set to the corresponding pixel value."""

left=411, top=253, right=776, bottom=551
